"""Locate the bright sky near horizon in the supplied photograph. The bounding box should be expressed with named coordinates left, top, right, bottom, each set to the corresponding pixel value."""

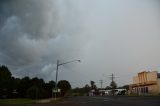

left=0, top=0, right=160, bottom=88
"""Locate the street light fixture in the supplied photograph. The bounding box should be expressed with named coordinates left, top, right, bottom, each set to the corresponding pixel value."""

left=54, top=59, right=80, bottom=100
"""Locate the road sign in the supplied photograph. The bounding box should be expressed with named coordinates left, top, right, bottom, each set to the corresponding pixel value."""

left=52, top=88, right=61, bottom=93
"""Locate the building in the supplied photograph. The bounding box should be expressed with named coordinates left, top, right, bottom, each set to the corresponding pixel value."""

left=129, top=71, right=160, bottom=95
left=104, top=89, right=126, bottom=96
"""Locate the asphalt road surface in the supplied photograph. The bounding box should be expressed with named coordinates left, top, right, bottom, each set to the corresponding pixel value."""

left=3, top=96, right=160, bottom=106
left=61, top=96, right=160, bottom=106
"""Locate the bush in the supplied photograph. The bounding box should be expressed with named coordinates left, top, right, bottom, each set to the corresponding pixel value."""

left=27, top=86, right=39, bottom=99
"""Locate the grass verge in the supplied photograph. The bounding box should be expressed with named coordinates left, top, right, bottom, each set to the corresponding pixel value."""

left=50, top=97, right=63, bottom=104
left=0, top=99, right=36, bottom=105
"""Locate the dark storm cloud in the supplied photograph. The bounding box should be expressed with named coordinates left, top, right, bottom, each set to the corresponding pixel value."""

left=0, top=0, right=65, bottom=66
left=0, top=0, right=59, bottom=39
left=0, top=0, right=85, bottom=82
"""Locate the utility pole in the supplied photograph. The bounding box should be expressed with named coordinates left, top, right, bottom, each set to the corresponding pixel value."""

left=110, top=73, right=115, bottom=82
left=54, top=59, right=80, bottom=100
left=100, top=80, right=103, bottom=89
left=109, top=73, right=116, bottom=96
left=54, top=60, right=59, bottom=100
left=111, top=73, right=114, bottom=82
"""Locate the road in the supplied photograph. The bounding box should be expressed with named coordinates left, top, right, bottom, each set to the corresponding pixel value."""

left=61, top=96, right=160, bottom=106
left=2, top=96, right=160, bottom=106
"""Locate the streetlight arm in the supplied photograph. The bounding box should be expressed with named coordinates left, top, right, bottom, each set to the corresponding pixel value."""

left=58, top=60, right=80, bottom=66
left=54, top=59, right=80, bottom=100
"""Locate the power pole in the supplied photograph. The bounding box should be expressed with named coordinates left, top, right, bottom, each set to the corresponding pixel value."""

left=54, top=60, right=59, bottom=100
left=110, top=73, right=115, bottom=82
left=109, top=73, right=116, bottom=96
left=100, top=80, right=103, bottom=89
left=54, top=59, right=80, bottom=100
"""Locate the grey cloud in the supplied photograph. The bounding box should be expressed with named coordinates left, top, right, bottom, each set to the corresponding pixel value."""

left=0, top=0, right=160, bottom=87
left=0, top=0, right=86, bottom=83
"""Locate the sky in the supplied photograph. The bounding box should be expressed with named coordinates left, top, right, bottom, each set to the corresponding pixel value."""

left=0, top=0, right=160, bottom=88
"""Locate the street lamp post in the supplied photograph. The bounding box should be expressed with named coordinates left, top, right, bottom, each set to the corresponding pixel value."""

left=54, top=59, right=80, bottom=100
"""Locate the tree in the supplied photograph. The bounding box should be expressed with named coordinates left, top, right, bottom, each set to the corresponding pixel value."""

left=57, top=80, right=71, bottom=96
left=90, top=81, right=97, bottom=90
left=84, top=84, right=90, bottom=93
left=0, top=65, right=12, bottom=88
left=30, top=77, right=45, bottom=88
left=122, top=85, right=129, bottom=90
left=110, top=81, right=117, bottom=89
left=44, top=81, right=55, bottom=90
left=0, top=65, right=11, bottom=77
left=0, top=65, right=12, bottom=98
left=18, top=77, right=31, bottom=98
left=106, top=86, right=111, bottom=90
left=27, top=86, right=39, bottom=99
left=110, top=81, right=117, bottom=95
left=0, top=65, right=73, bottom=99
left=44, top=81, right=55, bottom=98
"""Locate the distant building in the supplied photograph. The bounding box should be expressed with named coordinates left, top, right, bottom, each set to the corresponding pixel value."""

left=92, top=89, right=127, bottom=96
left=129, top=71, right=160, bottom=95
left=89, top=89, right=95, bottom=96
